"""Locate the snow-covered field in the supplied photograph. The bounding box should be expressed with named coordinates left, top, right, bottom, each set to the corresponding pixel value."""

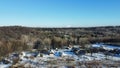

left=0, top=49, right=120, bottom=68
left=0, top=64, right=12, bottom=68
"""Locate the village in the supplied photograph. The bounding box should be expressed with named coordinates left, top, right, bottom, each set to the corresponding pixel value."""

left=0, top=43, right=120, bottom=68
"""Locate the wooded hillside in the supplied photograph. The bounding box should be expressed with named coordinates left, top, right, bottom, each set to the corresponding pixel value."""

left=0, top=26, right=120, bottom=57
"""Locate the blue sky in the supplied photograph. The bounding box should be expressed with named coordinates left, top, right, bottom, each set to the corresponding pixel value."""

left=0, top=0, right=120, bottom=27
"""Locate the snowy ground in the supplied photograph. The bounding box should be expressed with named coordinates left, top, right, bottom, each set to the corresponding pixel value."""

left=0, top=64, right=11, bottom=68
left=1, top=50, right=120, bottom=68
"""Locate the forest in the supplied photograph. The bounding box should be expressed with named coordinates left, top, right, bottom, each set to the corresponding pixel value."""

left=0, top=26, right=120, bottom=57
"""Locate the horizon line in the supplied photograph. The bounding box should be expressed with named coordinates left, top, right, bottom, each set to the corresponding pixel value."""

left=0, top=25, right=119, bottom=28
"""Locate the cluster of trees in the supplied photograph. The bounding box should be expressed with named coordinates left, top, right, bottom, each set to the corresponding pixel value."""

left=0, top=26, right=120, bottom=57
left=0, top=40, right=28, bottom=57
